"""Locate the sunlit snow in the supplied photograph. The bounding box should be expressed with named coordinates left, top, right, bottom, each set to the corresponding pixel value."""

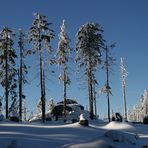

left=0, top=120, right=148, bottom=148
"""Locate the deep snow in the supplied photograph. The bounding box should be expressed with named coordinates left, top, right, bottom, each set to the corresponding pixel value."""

left=0, top=120, right=148, bottom=148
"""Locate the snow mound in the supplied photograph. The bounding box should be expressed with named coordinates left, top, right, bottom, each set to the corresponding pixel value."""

left=103, top=121, right=135, bottom=130
left=105, top=130, right=138, bottom=145
left=67, top=139, right=113, bottom=148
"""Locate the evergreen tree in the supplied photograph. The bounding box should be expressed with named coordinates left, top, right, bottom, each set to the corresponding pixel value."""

left=56, top=20, right=72, bottom=119
left=75, top=23, right=105, bottom=119
left=0, top=27, right=17, bottom=119
left=18, top=29, right=30, bottom=121
left=47, top=98, right=54, bottom=112
left=101, top=44, right=115, bottom=122
left=29, top=13, right=54, bottom=122
left=36, top=98, right=42, bottom=117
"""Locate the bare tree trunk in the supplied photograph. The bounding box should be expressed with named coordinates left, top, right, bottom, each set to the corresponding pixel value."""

left=5, top=35, right=9, bottom=119
left=87, top=70, right=91, bottom=115
left=40, top=53, right=45, bottom=123
left=42, top=61, right=46, bottom=121
left=89, top=68, right=94, bottom=119
left=23, top=96, right=26, bottom=121
left=106, top=46, right=111, bottom=122
left=87, top=60, right=94, bottom=120
left=123, top=84, right=127, bottom=121
left=93, top=83, right=97, bottom=119
left=63, top=66, right=67, bottom=120
left=19, top=39, right=23, bottom=121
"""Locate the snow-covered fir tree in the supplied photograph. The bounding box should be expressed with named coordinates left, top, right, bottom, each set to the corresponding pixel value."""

left=0, top=27, right=18, bottom=119
left=75, top=23, right=105, bottom=119
left=56, top=20, right=72, bottom=118
left=29, top=13, right=54, bottom=122
left=47, top=98, right=55, bottom=112
left=36, top=98, right=42, bottom=117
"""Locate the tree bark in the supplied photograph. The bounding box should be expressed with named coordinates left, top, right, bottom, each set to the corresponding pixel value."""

left=88, top=60, right=94, bottom=120
left=5, top=35, right=9, bottom=119
left=63, top=66, right=67, bottom=120
left=19, top=38, right=23, bottom=121
left=40, top=52, right=45, bottom=123
left=89, top=68, right=94, bottom=119
left=106, top=47, right=111, bottom=122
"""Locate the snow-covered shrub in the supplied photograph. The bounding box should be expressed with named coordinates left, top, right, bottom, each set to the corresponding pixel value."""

left=79, top=113, right=89, bottom=126
left=143, top=116, right=148, bottom=124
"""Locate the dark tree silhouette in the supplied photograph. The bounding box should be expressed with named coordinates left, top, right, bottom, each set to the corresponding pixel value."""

left=75, top=23, right=105, bottom=119
left=0, top=27, right=17, bottom=119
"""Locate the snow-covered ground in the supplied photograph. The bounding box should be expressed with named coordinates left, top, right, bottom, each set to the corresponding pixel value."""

left=0, top=120, right=148, bottom=148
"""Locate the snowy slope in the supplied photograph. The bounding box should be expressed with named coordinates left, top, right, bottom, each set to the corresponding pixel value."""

left=0, top=121, right=148, bottom=148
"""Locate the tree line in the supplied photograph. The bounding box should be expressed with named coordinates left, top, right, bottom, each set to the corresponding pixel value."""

left=0, top=13, right=115, bottom=122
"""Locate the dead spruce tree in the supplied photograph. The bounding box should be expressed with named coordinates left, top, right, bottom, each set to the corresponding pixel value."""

left=75, top=23, right=105, bottom=119
left=56, top=20, right=72, bottom=119
left=101, top=44, right=115, bottom=122
left=29, top=13, right=54, bottom=123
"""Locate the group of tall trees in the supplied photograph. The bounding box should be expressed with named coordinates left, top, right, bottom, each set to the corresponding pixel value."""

left=0, top=13, right=115, bottom=122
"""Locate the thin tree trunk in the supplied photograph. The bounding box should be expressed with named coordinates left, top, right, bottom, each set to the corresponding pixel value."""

left=122, top=84, right=127, bottom=121
left=40, top=52, right=45, bottom=123
left=5, top=35, right=9, bottom=119
left=38, top=27, right=45, bottom=123
left=19, top=39, right=23, bottom=121
left=89, top=68, right=94, bottom=119
left=88, top=59, right=94, bottom=120
left=87, top=70, right=91, bottom=115
left=42, top=61, right=46, bottom=122
left=63, top=66, right=67, bottom=120
left=106, top=46, right=111, bottom=122
left=24, top=96, right=26, bottom=121
left=93, top=83, right=97, bottom=119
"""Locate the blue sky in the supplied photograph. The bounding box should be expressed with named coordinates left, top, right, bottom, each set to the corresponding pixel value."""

left=0, top=0, right=148, bottom=118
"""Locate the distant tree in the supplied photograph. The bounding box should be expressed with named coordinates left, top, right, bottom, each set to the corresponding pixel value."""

left=47, top=98, right=54, bottom=112
left=143, top=90, right=148, bottom=116
left=120, top=57, right=128, bottom=121
left=75, top=23, right=105, bottom=119
left=56, top=20, right=72, bottom=119
left=29, top=13, right=54, bottom=122
left=36, top=98, right=42, bottom=117
left=0, top=27, right=17, bottom=119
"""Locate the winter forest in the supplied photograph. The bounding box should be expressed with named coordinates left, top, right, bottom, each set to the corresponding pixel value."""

left=0, top=12, right=147, bottom=125
left=0, top=12, right=112, bottom=122
left=0, top=0, right=148, bottom=147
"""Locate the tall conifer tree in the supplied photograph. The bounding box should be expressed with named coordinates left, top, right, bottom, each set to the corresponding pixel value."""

left=75, top=23, right=105, bottom=119
left=56, top=20, right=72, bottom=119
left=0, top=27, right=17, bottom=119
left=29, top=13, right=54, bottom=122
